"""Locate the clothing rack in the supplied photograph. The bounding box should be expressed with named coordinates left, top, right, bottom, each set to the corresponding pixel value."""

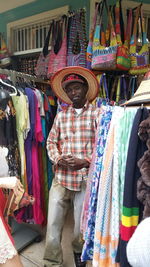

left=0, top=67, right=48, bottom=84
left=0, top=68, right=44, bottom=252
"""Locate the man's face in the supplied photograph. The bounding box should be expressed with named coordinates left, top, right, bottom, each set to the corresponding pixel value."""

left=64, top=82, right=88, bottom=106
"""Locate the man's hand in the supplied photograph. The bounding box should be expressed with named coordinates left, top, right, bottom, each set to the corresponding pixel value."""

left=58, top=155, right=90, bottom=170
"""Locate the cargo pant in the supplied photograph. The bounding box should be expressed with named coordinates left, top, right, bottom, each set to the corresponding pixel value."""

left=43, top=180, right=86, bottom=267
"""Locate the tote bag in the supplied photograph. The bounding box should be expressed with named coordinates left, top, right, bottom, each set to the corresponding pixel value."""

left=129, top=5, right=150, bottom=75
left=47, top=16, right=67, bottom=78
left=91, top=0, right=118, bottom=71
left=67, top=13, right=86, bottom=67
left=86, top=3, right=100, bottom=69
left=115, top=0, right=132, bottom=70
left=35, top=21, right=53, bottom=79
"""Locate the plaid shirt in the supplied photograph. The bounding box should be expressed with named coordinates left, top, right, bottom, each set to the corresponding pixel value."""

left=47, top=102, right=101, bottom=191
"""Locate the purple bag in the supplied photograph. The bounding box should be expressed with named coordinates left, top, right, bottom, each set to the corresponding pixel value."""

left=67, top=13, right=86, bottom=67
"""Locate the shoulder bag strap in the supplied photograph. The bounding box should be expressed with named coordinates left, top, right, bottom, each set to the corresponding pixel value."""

left=124, top=9, right=133, bottom=47
left=139, top=5, right=148, bottom=45
left=43, top=21, right=54, bottom=57
left=132, top=5, right=141, bottom=45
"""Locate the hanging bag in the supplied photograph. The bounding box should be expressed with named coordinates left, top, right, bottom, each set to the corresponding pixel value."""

left=86, top=3, right=100, bottom=69
left=129, top=5, right=150, bottom=75
left=47, top=16, right=68, bottom=78
left=35, top=21, right=53, bottom=79
left=91, top=0, right=118, bottom=70
left=115, top=1, right=132, bottom=70
left=67, top=12, right=86, bottom=67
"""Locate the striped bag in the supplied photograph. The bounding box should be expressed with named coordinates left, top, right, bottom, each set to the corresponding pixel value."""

left=47, top=16, right=67, bottom=78
left=86, top=3, right=100, bottom=69
left=115, top=0, right=132, bottom=70
left=67, top=13, right=86, bottom=67
left=129, top=5, right=150, bottom=75
left=91, top=0, right=118, bottom=70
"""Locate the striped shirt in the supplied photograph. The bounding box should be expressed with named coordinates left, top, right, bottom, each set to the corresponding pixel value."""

left=47, top=102, right=101, bottom=191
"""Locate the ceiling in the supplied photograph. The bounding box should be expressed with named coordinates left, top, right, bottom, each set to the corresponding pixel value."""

left=0, top=0, right=36, bottom=13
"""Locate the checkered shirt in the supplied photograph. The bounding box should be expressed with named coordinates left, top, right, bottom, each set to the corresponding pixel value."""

left=47, top=102, right=101, bottom=191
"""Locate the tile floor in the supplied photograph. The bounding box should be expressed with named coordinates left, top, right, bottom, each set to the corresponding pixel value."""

left=17, top=208, right=91, bottom=267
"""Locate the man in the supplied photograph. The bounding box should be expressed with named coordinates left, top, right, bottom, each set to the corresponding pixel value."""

left=44, top=66, right=101, bottom=267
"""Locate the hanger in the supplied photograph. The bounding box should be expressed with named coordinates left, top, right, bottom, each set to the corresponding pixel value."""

left=0, top=78, right=17, bottom=96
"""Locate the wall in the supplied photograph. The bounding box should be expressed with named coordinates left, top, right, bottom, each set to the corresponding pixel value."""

left=0, top=0, right=150, bottom=41
left=0, top=0, right=90, bottom=37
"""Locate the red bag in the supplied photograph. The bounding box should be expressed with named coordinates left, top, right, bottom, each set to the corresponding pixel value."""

left=47, top=16, right=67, bottom=78
left=115, top=0, right=132, bottom=70
left=35, top=22, right=54, bottom=79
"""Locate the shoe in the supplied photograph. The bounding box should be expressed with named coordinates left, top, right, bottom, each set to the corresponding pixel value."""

left=73, top=252, right=86, bottom=267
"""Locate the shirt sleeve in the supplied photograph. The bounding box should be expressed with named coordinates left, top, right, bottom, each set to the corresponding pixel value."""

left=85, top=107, right=102, bottom=164
left=46, top=113, right=61, bottom=165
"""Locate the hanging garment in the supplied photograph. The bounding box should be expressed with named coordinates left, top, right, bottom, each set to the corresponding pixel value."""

left=32, top=93, right=44, bottom=225
left=92, top=107, right=137, bottom=267
left=116, top=107, right=149, bottom=267
left=81, top=105, right=113, bottom=261
left=12, top=92, right=30, bottom=189
left=0, top=98, right=21, bottom=177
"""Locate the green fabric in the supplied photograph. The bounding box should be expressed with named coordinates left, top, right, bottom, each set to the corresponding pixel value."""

left=122, top=206, right=139, bottom=217
left=116, top=108, right=137, bottom=217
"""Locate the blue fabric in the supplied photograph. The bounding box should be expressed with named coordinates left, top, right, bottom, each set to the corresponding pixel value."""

left=81, top=105, right=113, bottom=261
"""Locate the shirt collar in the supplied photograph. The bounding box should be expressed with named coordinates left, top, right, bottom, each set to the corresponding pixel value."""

left=70, top=101, right=89, bottom=111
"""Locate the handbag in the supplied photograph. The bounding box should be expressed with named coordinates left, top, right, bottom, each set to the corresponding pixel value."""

left=91, top=0, right=118, bottom=71
left=129, top=5, right=150, bottom=75
left=35, top=21, right=53, bottom=79
left=67, top=12, right=86, bottom=67
left=86, top=3, right=100, bottom=69
left=115, top=0, right=132, bottom=70
left=47, top=16, right=67, bottom=78
left=3, top=189, right=35, bottom=217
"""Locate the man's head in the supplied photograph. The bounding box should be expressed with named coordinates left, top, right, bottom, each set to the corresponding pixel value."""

left=51, top=66, right=99, bottom=105
left=62, top=74, right=88, bottom=108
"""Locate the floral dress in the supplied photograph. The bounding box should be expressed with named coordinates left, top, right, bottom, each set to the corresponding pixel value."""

left=81, top=105, right=113, bottom=261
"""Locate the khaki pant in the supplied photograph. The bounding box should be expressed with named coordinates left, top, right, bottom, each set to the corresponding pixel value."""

left=43, top=180, right=86, bottom=267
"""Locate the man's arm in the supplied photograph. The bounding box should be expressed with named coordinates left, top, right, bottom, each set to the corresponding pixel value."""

left=47, top=115, right=62, bottom=165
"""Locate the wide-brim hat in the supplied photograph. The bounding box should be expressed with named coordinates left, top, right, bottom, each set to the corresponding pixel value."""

left=125, top=71, right=150, bottom=106
left=51, top=66, right=99, bottom=104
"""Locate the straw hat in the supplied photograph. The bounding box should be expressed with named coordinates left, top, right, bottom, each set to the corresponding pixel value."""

left=51, top=66, right=99, bottom=104
left=125, top=71, right=150, bottom=106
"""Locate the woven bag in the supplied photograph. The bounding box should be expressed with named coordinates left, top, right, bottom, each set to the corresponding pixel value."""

left=129, top=5, right=150, bottom=75
left=47, top=16, right=67, bottom=78
left=35, top=22, right=53, bottom=79
left=91, top=0, right=118, bottom=70
left=115, top=0, right=132, bottom=70
left=86, top=3, right=100, bottom=69
left=67, top=13, right=86, bottom=67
